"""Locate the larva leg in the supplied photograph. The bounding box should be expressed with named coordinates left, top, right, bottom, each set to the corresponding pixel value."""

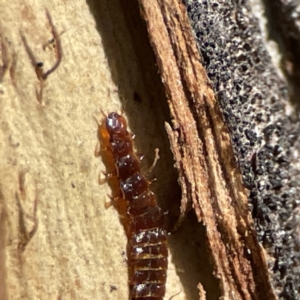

left=94, top=141, right=102, bottom=157
left=104, top=200, right=113, bottom=209
left=98, top=171, right=107, bottom=185
left=94, top=140, right=110, bottom=158
left=149, top=177, right=157, bottom=184
left=104, top=195, right=120, bottom=209
left=145, top=148, right=160, bottom=175
left=98, top=170, right=117, bottom=185
left=168, top=289, right=182, bottom=299
left=100, top=109, right=107, bottom=118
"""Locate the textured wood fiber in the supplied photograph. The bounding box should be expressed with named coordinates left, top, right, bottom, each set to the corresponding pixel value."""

left=137, top=1, right=277, bottom=300
left=0, top=1, right=188, bottom=299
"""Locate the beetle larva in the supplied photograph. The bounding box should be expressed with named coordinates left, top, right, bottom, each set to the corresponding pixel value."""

left=97, top=112, right=168, bottom=300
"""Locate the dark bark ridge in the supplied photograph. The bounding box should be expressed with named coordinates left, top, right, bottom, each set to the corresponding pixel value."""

left=184, top=0, right=300, bottom=298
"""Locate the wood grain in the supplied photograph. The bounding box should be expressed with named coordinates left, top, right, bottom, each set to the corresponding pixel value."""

left=0, top=1, right=184, bottom=299
left=137, top=0, right=277, bottom=299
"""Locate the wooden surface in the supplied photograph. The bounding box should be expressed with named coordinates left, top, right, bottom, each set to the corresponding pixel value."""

left=137, top=1, right=277, bottom=300
left=0, top=1, right=195, bottom=299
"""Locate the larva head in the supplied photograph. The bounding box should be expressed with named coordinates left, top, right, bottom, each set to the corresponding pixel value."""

left=106, top=112, right=128, bottom=136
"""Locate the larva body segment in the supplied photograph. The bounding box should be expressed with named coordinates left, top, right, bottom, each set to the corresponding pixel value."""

left=98, top=112, right=168, bottom=300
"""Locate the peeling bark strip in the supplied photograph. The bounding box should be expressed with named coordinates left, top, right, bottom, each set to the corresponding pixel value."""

left=137, top=1, right=277, bottom=299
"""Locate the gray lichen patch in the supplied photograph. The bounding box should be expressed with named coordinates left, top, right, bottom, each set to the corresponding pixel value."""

left=184, top=0, right=300, bottom=298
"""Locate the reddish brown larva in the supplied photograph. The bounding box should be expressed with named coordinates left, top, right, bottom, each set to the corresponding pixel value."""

left=97, top=112, right=168, bottom=300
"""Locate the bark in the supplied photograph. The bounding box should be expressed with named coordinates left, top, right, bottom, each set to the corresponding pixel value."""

left=137, top=1, right=276, bottom=299
left=0, top=1, right=183, bottom=299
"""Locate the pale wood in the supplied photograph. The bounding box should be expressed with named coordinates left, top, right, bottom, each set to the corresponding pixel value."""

left=0, top=1, right=184, bottom=299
